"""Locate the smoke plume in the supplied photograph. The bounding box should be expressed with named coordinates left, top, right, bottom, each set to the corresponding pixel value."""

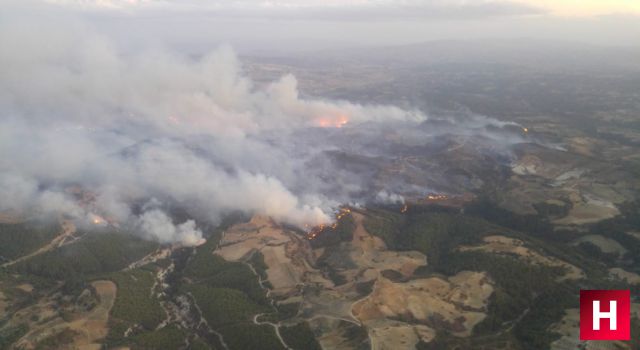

left=0, top=2, right=528, bottom=245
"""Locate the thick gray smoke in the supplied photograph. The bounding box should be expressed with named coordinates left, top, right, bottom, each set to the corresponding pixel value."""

left=0, top=2, right=527, bottom=245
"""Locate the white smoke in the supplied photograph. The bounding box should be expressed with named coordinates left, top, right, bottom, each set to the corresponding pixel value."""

left=138, top=209, right=204, bottom=246
left=0, top=2, right=529, bottom=246
left=0, top=3, right=428, bottom=245
left=375, top=191, right=405, bottom=205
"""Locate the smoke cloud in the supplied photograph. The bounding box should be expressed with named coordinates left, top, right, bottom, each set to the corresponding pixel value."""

left=0, top=2, right=528, bottom=245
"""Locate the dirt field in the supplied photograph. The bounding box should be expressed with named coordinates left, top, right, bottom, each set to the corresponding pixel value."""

left=554, top=192, right=620, bottom=226
left=353, top=272, right=493, bottom=338
left=10, top=280, right=116, bottom=350
left=216, top=216, right=319, bottom=296
left=68, top=280, right=117, bottom=350
left=366, top=318, right=435, bottom=350
left=217, top=212, right=495, bottom=347
left=460, top=235, right=584, bottom=281
left=627, top=231, right=640, bottom=241
left=609, top=268, right=640, bottom=285
left=347, top=213, right=493, bottom=341
left=16, top=283, right=34, bottom=293
left=573, top=235, right=627, bottom=256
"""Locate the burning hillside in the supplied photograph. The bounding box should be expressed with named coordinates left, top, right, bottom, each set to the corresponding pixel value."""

left=0, top=8, right=530, bottom=245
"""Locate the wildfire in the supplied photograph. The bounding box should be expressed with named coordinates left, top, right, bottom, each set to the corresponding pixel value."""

left=426, top=194, right=448, bottom=201
left=400, top=204, right=408, bottom=213
left=522, top=127, right=529, bottom=133
left=306, top=207, right=352, bottom=240
left=315, top=114, right=349, bottom=128
left=90, top=214, right=106, bottom=225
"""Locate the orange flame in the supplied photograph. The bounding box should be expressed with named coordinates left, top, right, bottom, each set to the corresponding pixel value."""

left=315, top=114, right=349, bottom=128
left=91, top=214, right=106, bottom=225
left=426, top=194, right=448, bottom=201
left=400, top=204, right=408, bottom=213
left=307, top=207, right=352, bottom=240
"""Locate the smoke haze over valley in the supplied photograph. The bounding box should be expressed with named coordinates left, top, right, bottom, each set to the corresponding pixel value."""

left=0, top=2, right=534, bottom=245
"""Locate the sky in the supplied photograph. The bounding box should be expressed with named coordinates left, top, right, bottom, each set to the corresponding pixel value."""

left=29, top=0, right=640, bottom=53
left=44, top=0, right=640, bottom=17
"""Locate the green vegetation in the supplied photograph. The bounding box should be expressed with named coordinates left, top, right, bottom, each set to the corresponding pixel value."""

left=465, top=198, right=559, bottom=241
left=0, top=324, right=28, bottom=350
left=365, top=210, right=492, bottom=270
left=189, top=338, right=213, bottom=350
left=418, top=330, right=521, bottom=350
left=0, top=222, right=60, bottom=261
left=280, top=322, right=322, bottom=350
left=365, top=207, right=587, bottom=349
left=532, top=200, right=570, bottom=219
left=12, top=233, right=158, bottom=280
left=200, top=264, right=267, bottom=305
left=131, top=325, right=186, bottom=350
left=106, top=269, right=166, bottom=346
left=514, top=288, right=574, bottom=350
left=178, top=221, right=291, bottom=350
left=631, top=317, right=640, bottom=350
left=275, top=302, right=300, bottom=320
left=183, top=250, right=235, bottom=281
left=185, top=285, right=268, bottom=327
left=440, top=252, right=570, bottom=333
left=218, top=324, right=285, bottom=350
left=248, top=251, right=269, bottom=280
left=183, top=239, right=267, bottom=305
left=362, top=209, right=404, bottom=247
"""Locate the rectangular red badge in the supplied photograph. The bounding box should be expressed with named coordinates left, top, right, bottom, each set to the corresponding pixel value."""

left=580, top=290, right=630, bottom=341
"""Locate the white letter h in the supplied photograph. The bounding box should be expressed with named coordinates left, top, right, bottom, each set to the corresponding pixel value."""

left=593, top=300, right=617, bottom=331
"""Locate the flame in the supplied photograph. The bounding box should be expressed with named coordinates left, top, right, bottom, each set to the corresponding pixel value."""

left=522, top=127, right=529, bottom=133
left=91, top=214, right=106, bottom=225
left=426, top=194, right=448, bottom=201
left=307, top=207, right=352, bottom=240
left=314, top=114, right=349, bottom=128
left=400, top=204, right=408, bottom=213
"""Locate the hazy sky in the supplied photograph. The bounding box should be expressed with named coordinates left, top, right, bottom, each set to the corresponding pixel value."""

left=45, top=0, right=640, bottom=16
left=15, top=1, right=640, bottom=52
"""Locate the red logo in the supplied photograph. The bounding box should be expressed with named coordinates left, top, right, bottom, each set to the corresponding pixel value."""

left=580, top=290, right=630, bottom=340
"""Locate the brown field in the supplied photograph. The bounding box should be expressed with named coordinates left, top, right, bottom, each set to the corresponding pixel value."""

left=366, top=318, right=436, bottom=350
left=216, top=215, right=318, bottom=296
left=353, top=272, right=493, bottom=338
left=215, top=212, right=495, bottom=348
left=573, top=235, right=627, bottom=256
left=10, top=280, right=116, bottom=350
left=348, top=213, right=493, bottom=342
left=609, top=268, right=640, bottom=285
